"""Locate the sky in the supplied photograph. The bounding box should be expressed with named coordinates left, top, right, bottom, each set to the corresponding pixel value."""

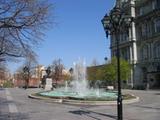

left=9, top=0, right=115, bottom=72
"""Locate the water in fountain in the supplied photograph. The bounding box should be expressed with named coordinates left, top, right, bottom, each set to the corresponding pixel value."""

left=65, top=81, right=68, bottom=92
left=70, top=59, right=89, bottom=96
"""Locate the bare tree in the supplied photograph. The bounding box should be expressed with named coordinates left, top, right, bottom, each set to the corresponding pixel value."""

left=0, top=0, right=53, bottom=61
left=14, top=66, right=24, bottom=78
left=0, top=62, right=7, bottom=83
left=51, top=59, right=64, bottom=86
left=23, top=52, right=38, bottom=88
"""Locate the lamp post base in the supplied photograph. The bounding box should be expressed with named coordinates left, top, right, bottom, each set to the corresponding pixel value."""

left=117, top=95, right=123, bottom=120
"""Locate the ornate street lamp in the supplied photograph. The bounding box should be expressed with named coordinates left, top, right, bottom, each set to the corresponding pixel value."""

left=101, top=1, right=133, bottom=120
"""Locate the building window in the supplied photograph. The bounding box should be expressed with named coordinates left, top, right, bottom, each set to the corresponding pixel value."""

left=154, top=18, right=160, bottom=33
left=139, top=0, right=156, bottom=16
left=140, top=22, right=152, bottom=38
left=121, top=47, right=129, bottom=61
left=141, top=45, right=149, bottom=60
left=154, top=42, right=160, bottom=59
left=136, top=26, right=142, bottom=40
left=156, top=0, right=160, bottom=9
left=120, top=32, right=128, bottom=42
left=141, top=24, right=146, bottom=37
left=157, top=65, right=160, bottom=71
left=152, top=0, right=156, bottom=10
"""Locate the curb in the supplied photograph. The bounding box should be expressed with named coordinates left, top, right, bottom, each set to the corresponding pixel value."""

left=28, top=94, right=139, bottom=106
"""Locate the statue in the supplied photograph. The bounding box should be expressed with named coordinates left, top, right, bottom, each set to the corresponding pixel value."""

left=44, top=66, right=52, bottom=90
left=46, top=66, right=51, bottom=78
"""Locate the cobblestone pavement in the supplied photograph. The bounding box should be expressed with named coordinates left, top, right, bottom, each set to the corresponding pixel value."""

left=0, top=88, right=160, bottom=120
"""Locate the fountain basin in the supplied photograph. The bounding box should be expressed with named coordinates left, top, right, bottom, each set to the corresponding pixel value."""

left=29, top=90, right=139, bottom=105
left=38, top=88, right=117, bottom=101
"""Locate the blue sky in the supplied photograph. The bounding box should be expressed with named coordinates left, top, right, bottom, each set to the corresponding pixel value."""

left=10, top=0, right=115, bottom=71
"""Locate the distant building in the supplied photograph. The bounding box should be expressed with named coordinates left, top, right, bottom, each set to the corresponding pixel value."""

left=106, top=0, right=160, bottom=89
left=14, top=65, right=45, bottom=88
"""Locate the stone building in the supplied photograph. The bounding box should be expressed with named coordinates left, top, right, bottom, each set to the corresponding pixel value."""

left=107, top=0, right=160, bottom=89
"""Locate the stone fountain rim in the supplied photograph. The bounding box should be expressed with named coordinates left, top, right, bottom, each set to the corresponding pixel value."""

left=28, top=92, right=139, bottom=106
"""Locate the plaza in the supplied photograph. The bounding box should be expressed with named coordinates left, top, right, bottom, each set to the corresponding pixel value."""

left=0, top=0, right=160, bottom=120
left=0, top=88, right=160, bottom=120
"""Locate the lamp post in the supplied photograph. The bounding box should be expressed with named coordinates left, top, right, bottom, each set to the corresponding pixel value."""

left=101, top=1, right=133, bottom=120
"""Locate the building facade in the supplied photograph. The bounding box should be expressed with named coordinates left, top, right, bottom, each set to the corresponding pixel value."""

left=109, top=0, right=160, bottom=89
left=13, top=65, right=45, bottom=88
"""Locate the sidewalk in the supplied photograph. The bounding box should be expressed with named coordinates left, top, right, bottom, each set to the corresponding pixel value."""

left=0, top=88, right=25, bottom=120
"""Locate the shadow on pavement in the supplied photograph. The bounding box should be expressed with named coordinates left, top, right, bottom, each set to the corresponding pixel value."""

left=0, top=96, right=18, bottom=105
left=69, top=109, right=117, bottom=120
left=0, top=113, right=29, bottom=120
left=0, top=96, right=29, bottom=120
left=0, top=88, right=4, bottom=91
left=155, top=93, right=160, bottom=95
left=131, top=105, right=160, bottom=111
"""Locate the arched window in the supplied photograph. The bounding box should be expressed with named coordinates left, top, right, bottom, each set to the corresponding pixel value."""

left=154, top=42, right=160, bottom=59
left=141, top=23, right=147, bottom=37
left=141, top=45, right=149, bottom=60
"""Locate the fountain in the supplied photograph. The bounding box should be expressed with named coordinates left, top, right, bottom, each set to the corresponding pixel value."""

left=38, top=59, right=118, bottom=102
left=70, top=60, right=89, bottom=96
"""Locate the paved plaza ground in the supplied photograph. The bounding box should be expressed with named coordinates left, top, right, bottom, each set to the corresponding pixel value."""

left=0, top=88, right=160, bottom=120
